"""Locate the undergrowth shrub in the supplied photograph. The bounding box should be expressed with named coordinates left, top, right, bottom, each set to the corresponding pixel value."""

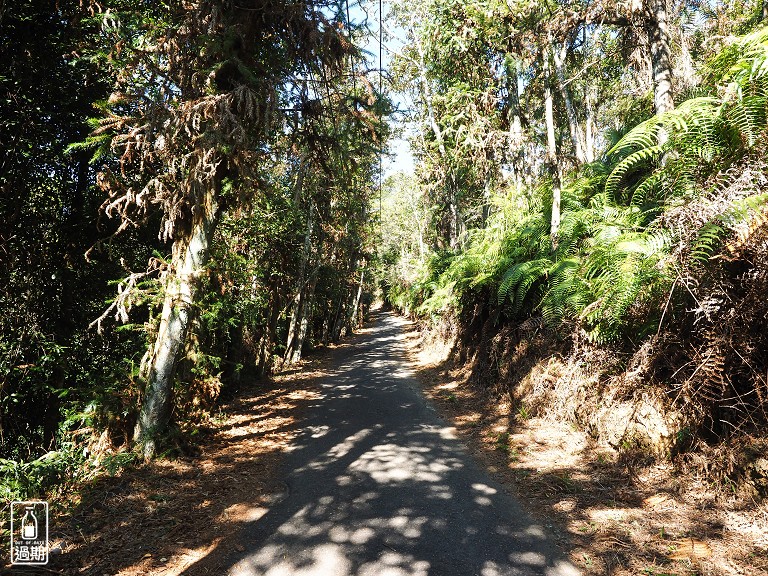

left=385, top=29, right=768, bottom=465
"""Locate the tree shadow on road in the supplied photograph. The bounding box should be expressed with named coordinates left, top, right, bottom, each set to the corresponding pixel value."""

left=44, top=312, right=581, bottom=576
left=173, top=312, right=579, bottom=576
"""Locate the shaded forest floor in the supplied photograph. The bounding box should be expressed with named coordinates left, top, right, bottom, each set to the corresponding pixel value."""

left=402, top=320, right=768, bottom=576
left=2, top=356, right=332, bottom=576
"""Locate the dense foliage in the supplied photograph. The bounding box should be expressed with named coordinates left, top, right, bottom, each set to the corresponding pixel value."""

left=1, top=0, right=385, bottom=497
left=381, top=0, right=768, bottom=451
left=5, top=0, right=768, bottom=500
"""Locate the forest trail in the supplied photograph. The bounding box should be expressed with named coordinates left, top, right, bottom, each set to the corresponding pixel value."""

left=206, top=311, right=579, bottom=576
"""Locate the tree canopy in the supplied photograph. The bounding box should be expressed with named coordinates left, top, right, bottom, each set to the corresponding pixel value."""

left=1, top=0, right=386, bottom=492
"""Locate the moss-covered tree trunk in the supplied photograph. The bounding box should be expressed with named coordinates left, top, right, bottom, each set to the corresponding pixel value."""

left=648, top=0, right=674, bottom=115
left=134, top=186, right=219, bottom=458
left=543, top=44, right=561, bottom=248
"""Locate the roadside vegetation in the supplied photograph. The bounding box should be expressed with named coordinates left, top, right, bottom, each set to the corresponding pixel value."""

left=380, top=0, right=768, bottom=495
left=1, top=0, right=386, bottom=504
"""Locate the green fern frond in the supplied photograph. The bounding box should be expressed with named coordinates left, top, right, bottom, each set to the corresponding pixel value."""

left=663, top=160, right=698, bottom=200
left=691, top=222, right=725, bottom=266
left=607, top=116, right=661, bottom=159
left=714, top=26, right=768, bottom=88
left=629, top=171, right=663, bottom=207
left=540, top=258, right=591, bottom=326
left=497, top=258, right=551, bottom=314
left=661, top=97, right=721, bottom=134
left=605, top=146, right=663, bottom=203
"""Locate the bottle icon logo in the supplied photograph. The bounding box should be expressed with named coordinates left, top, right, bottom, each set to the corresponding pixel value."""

left=22, top=507, right=38, bottom=540
left=10, top=501, right=48, bottom=565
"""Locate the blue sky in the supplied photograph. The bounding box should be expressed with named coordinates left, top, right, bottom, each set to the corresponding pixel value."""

left=347, top=0, right=415, bottom=177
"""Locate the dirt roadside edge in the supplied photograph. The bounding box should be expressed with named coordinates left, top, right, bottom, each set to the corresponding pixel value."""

left=400, top=317, right=768, bottom=576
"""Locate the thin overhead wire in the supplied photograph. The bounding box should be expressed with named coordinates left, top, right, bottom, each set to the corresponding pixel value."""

left=344, top=0, right=386, bottom=245
left=379, top=0, right=383, bottom=243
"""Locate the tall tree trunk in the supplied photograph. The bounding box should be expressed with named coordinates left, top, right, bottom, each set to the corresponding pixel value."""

left=507, top=59, right=523, bottom=146
left=449, top=182, right=459, bottom=248
left=585, top=84, right=596, bottom=163
left=411, top=198, right=426, bottom=258
left=331, top=295, right=347, bottom=342
left=223, top=323, right=244, bottom=386
left=552, top=37, right=586, bottom=164
left=284, top=200, right=314, bottom=363
left=292, top=153, right=308, bottom=204
left=257, top=281, right=282, bottom=379
left=320, top=316, right=331, bottom=346
left=134, top=185, right=219, bottom=458
left=482, top=167, right=492, bottom=226
left=346, top=265, right=365, bottom=331
left=292, top=295, right=314, bottom=363
left=544, top=51, right=557, bottom=165
left=332, top=254, right=360, bottom=341
left=543, top=46, right=562, bottom=248
left=507, top=58, right=524, bottom=184
left=583, top=27, right=600, bottom=164
left=648, top=0, right=674, bottom=115
left=291, top=257, right=320, bottom=364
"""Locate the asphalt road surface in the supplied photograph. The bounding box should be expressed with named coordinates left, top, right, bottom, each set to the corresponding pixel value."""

left=220, top=311, right=580, bottom=576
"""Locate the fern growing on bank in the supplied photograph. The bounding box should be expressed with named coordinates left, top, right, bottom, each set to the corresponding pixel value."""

left=390, top=28, right=768, bottom=346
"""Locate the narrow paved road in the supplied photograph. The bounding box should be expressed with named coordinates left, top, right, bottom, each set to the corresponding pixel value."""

left=226, top=312, right=580, bottom=576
